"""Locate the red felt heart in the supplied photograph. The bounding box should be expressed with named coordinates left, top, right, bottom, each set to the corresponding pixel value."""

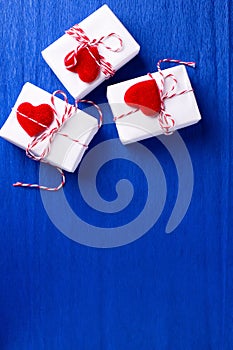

left=65, top=46, right=100, bottom=83
left=124, top=79, right=161, bottom=116
left=17, top=102, right=54, bottom=137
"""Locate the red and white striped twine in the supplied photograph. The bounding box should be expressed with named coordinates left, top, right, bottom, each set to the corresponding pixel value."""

left=114, top=58, right=196, bottom=135
left=13, top=92, right=103, bottom=191
left=75, top=99, right=103, bottom=129
left=13, top=167, right=66, bottom=191
left=65, top=25, right=123, bottom=78
left=156, top=58, right=195, bottom=134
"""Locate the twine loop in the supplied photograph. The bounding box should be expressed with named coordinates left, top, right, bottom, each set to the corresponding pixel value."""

left=65, top=25, right=123, bottom=79
left=156, top=58, right=195, bottom=134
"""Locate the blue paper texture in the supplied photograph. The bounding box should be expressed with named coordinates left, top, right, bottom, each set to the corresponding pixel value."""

left=0, top=0, right=232, bottom=349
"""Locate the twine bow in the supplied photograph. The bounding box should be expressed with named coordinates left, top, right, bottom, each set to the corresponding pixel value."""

left=156, top=58, right=195, bottom=134
left=64, top=24, right=123, bottom=79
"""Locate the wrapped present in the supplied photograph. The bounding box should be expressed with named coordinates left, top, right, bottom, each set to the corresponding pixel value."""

left=107, top=59, right=201, bottom=145
left=0, top=82, right=100, bottom=173
left=41, top=4, right=140, bottom=99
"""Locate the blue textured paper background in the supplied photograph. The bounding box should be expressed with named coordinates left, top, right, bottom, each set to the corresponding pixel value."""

left=0, top=0, right=232, bottom=349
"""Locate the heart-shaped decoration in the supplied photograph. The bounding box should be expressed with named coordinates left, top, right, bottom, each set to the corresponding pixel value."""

left=65, top=46, right=100, bottom=83
left=16, top=102, right=54, bottom=137
left=124, top=79, right=161, bottom=116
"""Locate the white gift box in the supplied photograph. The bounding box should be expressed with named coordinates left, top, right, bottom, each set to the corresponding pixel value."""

left=41, top=4, right=140, bottom=99
left=107, top=65, right=201, bottom=145
left=0, top=83, right=99, bottom=172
